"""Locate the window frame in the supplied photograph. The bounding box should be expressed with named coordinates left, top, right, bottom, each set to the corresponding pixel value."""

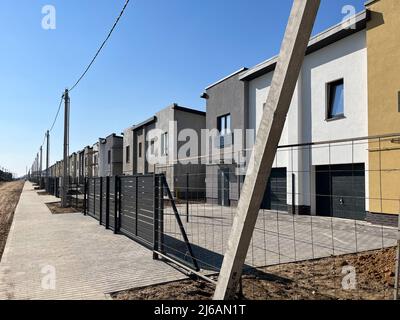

left=126, top=145, right=130, bottom=163
left=326, top=79, right=345, bottom=121
left=138, top=142, right=142, bottom=158
left=217, top=113, right=232, bottom=148
left=161, top=132, right=169, bottom=156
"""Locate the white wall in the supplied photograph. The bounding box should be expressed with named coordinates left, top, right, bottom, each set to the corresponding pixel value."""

left=247, top=31, right=368, bottom=210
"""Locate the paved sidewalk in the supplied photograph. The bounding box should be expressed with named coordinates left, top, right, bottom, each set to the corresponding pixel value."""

left=0, top=182, right=185, bottom=300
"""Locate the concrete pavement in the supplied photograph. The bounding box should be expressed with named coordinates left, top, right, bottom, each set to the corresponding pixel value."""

left=0, top=182, right=185, bottom=300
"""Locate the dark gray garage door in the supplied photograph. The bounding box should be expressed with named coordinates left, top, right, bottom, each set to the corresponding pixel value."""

left=316, top=164, right=366, bottom=220
left=261, top=168, right=287, bottom=211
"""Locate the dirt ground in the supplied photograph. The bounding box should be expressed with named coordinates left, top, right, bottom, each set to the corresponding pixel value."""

left=0, top=181, right=24, bottom=260
left=112, top=247, right=398, bottom=300
left=46, top=202, right=81, bottom=214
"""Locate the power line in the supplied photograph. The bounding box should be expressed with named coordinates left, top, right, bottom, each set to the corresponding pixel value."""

left=49, top=95, right=64, bottom=133
left=69, top=0, right=131, bottom=92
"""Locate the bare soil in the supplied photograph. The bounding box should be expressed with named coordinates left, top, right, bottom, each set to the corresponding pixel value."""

left=0, top=181, right=24, bottom=260
left=112, top=247, right=398, bottom=300
left=46, top=202, right=81, bottom=214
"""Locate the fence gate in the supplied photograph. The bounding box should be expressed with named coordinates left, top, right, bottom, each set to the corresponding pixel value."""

left=119, top=175, right=159, bottom=249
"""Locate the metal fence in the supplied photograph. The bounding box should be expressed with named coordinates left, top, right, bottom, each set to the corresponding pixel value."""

left=33, top=133, right=400, bottom=300
left=155, top=134, right=400, bottom=300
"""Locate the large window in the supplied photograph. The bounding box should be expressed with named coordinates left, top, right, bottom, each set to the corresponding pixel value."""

left=217, top=114, right=232, bottom=148
left=126, top=146, right=130, bottom=163
left=161, top=132, right=168, bottom=156
left=327, top=79, right=344, bottom=120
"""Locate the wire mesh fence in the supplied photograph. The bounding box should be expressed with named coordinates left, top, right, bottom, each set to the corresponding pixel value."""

left=31, top=133, right=400, bottom=300
left=155, top=134, right=400, bottom=300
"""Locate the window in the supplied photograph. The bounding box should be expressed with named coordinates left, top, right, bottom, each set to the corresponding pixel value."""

left=161, top=132, right=168, bottom=156
left=108, top=150, right=111, bottom=164
left=150, top=140, right=155, bottom=155
left=138, top=143, right=142, bottom=158
left=217, top=114, right=232, bottom=148
left=126, top=146, right=130, bottom=163
left=327, top=79, right=344, bottom=120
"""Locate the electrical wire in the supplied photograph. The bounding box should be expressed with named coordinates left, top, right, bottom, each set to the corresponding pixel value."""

left=49, top=95, right=64, bottom=133
left=32, top=0, right=131, bottom=172
left=69, top=0, right=131, bottom=92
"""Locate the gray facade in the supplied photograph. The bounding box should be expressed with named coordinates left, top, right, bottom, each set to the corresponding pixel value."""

left=98, top=134, right=123, bottom=177
left=122, top=104, right=206, bottom=197
left=203, top=69, right=248, bottom=205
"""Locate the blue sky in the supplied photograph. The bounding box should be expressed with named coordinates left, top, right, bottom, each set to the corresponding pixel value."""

left=0, top=0, right=365, bottom=176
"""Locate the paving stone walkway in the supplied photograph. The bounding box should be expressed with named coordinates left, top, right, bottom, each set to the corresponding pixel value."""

left=0, top=182, right=185, bottom=300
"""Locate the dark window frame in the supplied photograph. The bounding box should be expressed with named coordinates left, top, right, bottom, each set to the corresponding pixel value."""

left=217, top=113, right=232, bottom=148
left=326, top=79, right=345, bottom=121
left=126, top=145, right=130, bottom=163
left=138, top=142, right=142, bottom=158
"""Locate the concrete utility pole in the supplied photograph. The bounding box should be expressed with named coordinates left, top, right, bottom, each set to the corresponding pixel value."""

left=46, top=130, right=50, bottom=186
left=213, top=0, right=321, bottom=300
left=61, top=89, right=70, bottom=208
left=39, top=146, right=43, bottom=185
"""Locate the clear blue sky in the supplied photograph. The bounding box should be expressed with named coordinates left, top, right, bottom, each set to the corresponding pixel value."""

left=0, top=0, right=365, bottom=177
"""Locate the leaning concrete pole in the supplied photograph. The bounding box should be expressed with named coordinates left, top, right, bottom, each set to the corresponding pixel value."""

left=213, top=0, right=320, bottom=300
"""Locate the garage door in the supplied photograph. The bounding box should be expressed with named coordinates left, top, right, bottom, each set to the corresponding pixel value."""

left=261, top=168, right=287, bottom=212
left=316, top=164, right=366, bottom=220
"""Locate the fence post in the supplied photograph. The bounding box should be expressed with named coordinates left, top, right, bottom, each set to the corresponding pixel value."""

left=114, top=176, right=119, bottom=234
left=186, top=172, right=189, bottom=223
left=292, top=173, right=296, bottom=215
left=93, top=178, right=96, bottom=218
left=106, top=176, right=110, bottom=229
left=395, top=208, right=400, bottom=300
left=118, top=176, right=122, bottom=230
left=153, top=174, right=159, bottom=260
left=135, top=175, right=139, bottom=236
left=83, top=178, right=87, bottom=216
left=159, top=174, right=165, bottom=255
left=99, top=177, right=103, bottom=226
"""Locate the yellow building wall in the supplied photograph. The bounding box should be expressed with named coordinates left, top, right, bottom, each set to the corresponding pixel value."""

left=367, top=0, right=400, bottom=215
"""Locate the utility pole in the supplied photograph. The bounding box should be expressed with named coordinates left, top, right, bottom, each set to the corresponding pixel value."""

left=40, top=146, right=43, bottom=187
left=61, top=89, right=70, bottom=207
left=46, top=130, right=50, bottom=188
left=213, top=0, right=321, bottom=300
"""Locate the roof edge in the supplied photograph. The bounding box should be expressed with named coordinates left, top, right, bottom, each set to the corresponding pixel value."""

left=205, top=67, right=248, bottom=91
left=239, top=10, right=368, bottom=81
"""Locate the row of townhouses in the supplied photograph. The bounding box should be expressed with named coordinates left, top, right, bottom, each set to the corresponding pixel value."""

left=48, top=0, right=400, bottom=226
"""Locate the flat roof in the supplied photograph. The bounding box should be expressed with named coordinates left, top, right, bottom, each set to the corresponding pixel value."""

left=205, top=67, right=248, bottom=91
left=173, top=104, right=206, bottom=116
left=132, top=116, right=157, bottom=131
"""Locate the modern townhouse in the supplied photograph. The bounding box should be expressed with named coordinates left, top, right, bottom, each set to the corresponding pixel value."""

left=83, top=146, right=93, bottom=179
left=123, top=103, right=206, bottom=197
left=91, top=142, right=99, bottom=177
left=69, top=152, right=77, bottom=184
left=98, top=133, right=123, bottom=177
left=365, top=0, right=400, bottom=226
left=76, top=149, right=85, bottom=184
left=201, top=7, right=397, bottom=224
